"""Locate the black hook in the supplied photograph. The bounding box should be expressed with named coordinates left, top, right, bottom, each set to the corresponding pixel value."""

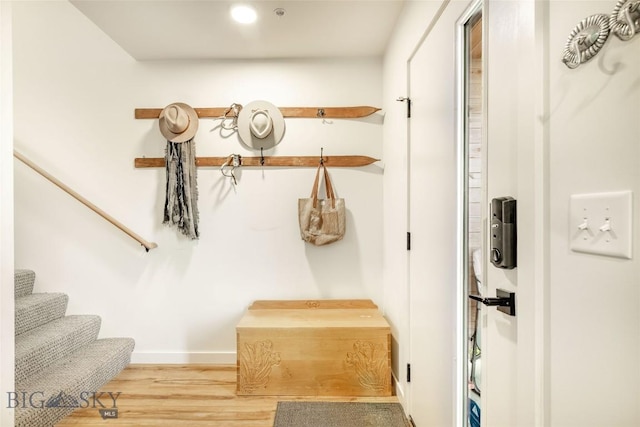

left=320, top=147, right=324, bottom=165
left=260, top=147, right=265, bottom=166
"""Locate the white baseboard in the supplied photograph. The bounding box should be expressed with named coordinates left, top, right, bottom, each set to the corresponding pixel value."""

left=392, top=372, right=407, bottom=410
left=131, top=351, right=236, bottom=364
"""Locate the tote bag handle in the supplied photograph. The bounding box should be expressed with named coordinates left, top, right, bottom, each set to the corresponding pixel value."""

left=309, top=164, right=336, bottom=208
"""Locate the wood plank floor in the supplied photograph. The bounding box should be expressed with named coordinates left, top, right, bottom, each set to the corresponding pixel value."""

left=56, top=364, right=401, bottom=426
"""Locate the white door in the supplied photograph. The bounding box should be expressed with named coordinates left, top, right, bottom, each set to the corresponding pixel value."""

left=407, top=0, right=478, bottom=425
left=482, top=1, right=543, bottom=426
left=463, top=1, right=543, bottom=426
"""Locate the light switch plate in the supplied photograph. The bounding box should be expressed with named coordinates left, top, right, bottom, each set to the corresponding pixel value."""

left=569, top=191, right=632, bottom=259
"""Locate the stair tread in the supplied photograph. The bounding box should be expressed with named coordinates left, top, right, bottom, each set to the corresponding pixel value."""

left=15, top=293, right=69, bottom=336
left=14, top=269, right=36, bottom=298
left=15, top=338, right=135, bottom=427
left=16, top=292, right=68, bottom=307
left=16, top=315, right=101, bottom=353
left=18, top=337, right=135, bottom=389
left=15, top=315, right=101, bottom=384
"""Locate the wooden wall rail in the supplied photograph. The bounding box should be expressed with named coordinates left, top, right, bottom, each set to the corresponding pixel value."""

left=135, top=106, right=380, bottom=119
left=14, top=150, right=158, bottom=252
left=135, top=155, right=379, bottom=168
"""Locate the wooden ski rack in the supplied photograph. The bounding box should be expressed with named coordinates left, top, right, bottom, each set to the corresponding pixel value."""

left=134, top=105, right=381, bottom=169
left=134, top=155, right=379, bottom=168
left=135, top=106, right=380, bottom=119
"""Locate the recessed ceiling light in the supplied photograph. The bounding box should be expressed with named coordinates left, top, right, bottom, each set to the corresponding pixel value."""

left=231, top=5, right=257, bottom=24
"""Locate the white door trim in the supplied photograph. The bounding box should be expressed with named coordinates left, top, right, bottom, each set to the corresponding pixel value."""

left=455, top=4, right=484, bottom=427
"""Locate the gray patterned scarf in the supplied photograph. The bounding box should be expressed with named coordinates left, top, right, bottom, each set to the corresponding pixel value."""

left=164, top=138, right=199, bottom=239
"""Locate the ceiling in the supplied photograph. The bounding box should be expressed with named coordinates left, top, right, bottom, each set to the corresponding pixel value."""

left=70, top=1, right=405, bottom=60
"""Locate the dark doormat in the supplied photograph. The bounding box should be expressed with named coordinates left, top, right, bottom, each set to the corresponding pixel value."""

left=273, top=401, right=411, bottom=427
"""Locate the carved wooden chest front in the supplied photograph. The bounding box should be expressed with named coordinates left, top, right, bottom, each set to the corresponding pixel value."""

left=236, top=299, right=392, bottom=397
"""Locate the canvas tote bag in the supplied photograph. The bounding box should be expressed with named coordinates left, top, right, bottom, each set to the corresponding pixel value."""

left=298, top=164, right=346, bottom=246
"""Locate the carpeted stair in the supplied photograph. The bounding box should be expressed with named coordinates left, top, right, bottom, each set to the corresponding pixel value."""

left=14, top=269, right=135, bottom=427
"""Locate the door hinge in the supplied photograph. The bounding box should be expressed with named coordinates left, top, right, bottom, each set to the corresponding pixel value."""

left=407, top=363, right=411, bottom=382
left=407, top=232, right=411, bottom=251
left=396, top=97, right=411, bottom=118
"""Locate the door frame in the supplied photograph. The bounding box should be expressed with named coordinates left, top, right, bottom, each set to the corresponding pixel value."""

left=455, top=1, right=484, bottom=426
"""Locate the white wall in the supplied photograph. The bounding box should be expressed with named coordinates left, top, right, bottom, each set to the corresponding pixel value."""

left=12, top=1, right=383, bottom=363
left=382, top=0, right=448, bottom=409
left=1, top=2, right=15, bottom=426
left=547, top=1, right=640, bottom=426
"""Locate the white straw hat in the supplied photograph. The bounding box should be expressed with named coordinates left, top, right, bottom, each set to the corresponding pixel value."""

left=236, top=100, right=285, bottom=149
left=159, top=102, right=199, bottom=143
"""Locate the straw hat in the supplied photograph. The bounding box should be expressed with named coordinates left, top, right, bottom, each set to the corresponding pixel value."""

left=236, top=100, right=286, bottom=149
left=159, top=102, right=199, bottom=142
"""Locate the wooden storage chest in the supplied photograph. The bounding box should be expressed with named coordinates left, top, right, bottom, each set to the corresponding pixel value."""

left=236, top=299, right=392, bottom=397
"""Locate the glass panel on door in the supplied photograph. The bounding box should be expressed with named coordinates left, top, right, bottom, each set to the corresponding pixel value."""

left=461, top=6, right=483, bottom=427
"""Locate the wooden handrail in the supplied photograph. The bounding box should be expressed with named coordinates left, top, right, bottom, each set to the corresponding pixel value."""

left=14, top=150, right=157, bottom=252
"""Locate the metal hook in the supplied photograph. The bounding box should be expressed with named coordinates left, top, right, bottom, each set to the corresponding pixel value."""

left=562, top=14, right=610, bottom=69
left=611, top=0, right=640, bottom=40
left=260, top=147, right=265, bottom=166
left=218, top=103, right=242, bottom=131
left=317, top=108, right=325, bottom=118
left=566, top=38, right=583, bottom=69
left=621, top=3, right=638, bottom=40
left=320, top=147, right=324, bottom=165
left=221, top=154, right=241, bottom=185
